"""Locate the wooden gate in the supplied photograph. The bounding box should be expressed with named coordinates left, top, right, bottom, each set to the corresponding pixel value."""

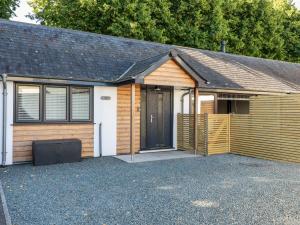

left=177, top=113, right=230, bottom=155
left=205, top=114, right=230, bottom=155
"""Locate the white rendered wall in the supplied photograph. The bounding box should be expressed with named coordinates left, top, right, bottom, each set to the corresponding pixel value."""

left=183, top=94, right=215, bottom=113
left=173, top=89, right=186, bottom=149
left=174, top=90, right=215, bottom=149
left=0, top=81, right=14, bottom=165
left=94, top=86, right=117, bottom=156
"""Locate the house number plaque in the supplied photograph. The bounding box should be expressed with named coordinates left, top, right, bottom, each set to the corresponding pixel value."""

left=101, top=96, right=111, bottom=100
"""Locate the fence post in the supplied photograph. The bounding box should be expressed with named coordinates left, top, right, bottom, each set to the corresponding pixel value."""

left=194, top=87, right=199, bottom=155
left=204, top=113, right=208, bottom=156
left=130, top=83, right=135, bottom=161
left=180, top=113, right=184, bottom=149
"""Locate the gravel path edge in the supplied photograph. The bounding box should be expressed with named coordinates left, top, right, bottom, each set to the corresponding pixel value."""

left=0, top=181, right=12, bottom=225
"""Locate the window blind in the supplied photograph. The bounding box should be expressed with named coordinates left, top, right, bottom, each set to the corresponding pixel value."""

left=71, top=87, right=90, bottom=120
left=45, top=86, right=67, bottom=120
left=17, top=85, right=40, bottom=121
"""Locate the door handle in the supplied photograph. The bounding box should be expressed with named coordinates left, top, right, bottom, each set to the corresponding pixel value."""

left=150, top=114, right=155, bottom=123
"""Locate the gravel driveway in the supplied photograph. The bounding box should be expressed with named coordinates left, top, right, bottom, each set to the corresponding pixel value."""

left=0, top=154, right=299, bottom=225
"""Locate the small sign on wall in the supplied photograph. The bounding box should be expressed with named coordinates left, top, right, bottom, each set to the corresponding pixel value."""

left=101, top=96, right=111, bottom=100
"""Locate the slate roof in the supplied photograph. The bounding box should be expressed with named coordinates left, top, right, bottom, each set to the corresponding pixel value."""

left=178, top=48, right=300, bottom=92
left=116, top=52, right=170, bottom=82
left=0, top=19, right=170, bottom=82
left=1, top=19, right=300, bottom=93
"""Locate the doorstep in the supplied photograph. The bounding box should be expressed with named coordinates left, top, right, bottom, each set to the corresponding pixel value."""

left=139, top=148, right=177, bottom=153
left=114, top=150, right=200, bottom=163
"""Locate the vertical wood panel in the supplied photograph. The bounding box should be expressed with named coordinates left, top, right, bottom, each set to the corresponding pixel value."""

left=130, top=84, right=135, bottom=157
left=117, top=84, right=140, bottom=154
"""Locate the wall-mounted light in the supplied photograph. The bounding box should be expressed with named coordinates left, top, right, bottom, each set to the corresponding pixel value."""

left=154, top=86, right=161, bottom=91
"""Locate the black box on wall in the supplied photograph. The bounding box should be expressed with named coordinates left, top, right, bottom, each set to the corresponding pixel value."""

left=32, top=139, right=82, bottom=166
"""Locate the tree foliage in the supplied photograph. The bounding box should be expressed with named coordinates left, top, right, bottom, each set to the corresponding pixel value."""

left=0, top=0, right=19, bottom=19
left=29, top=0, right=300, bottom=62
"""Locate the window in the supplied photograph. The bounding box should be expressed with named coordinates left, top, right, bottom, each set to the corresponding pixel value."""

left=45, top=86, right=67, bottom=121
left=15, top=84, right=93, bottom=123
left=16, top=85, right=41, bottom=122
left=71, top=87, right=91, bottom=121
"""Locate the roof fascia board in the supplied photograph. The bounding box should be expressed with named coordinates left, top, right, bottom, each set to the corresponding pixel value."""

left=6, top=75, right=113, bottom=86
left=115, top=79, right=135, bottom=86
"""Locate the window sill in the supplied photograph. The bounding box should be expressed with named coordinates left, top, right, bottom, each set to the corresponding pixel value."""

left=13, top=121, right=94, bottom=126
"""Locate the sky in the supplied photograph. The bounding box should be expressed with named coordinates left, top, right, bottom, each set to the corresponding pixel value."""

left=11, top=0, right=300, bottom=24
left=11, top=0, right=35, bottom=24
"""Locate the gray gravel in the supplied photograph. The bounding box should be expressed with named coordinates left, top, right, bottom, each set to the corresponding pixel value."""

left=0, top=154, right=300, bottom=225
left=0, top=195, right=6, bottom=225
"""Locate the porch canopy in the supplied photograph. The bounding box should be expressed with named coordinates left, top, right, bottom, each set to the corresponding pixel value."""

left=116, top=49, right=206, bottom=159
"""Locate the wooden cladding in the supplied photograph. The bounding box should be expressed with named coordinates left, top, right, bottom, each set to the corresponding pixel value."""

left=144, top=59, right=196, bottom=87
left=117, top=84, right=141, bottom=154
left=13, top=124, right=94, bottom=162
left=230, top=95, right=300, bottom=163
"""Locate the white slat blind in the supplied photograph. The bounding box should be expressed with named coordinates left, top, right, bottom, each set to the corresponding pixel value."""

left=17, top=85, right=40, bottom=121
left=71, top=87, right=90, bottom=120
left=45, top=86, right=67, bottom=120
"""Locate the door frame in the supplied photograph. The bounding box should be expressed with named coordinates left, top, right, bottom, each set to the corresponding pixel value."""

left=140, top=85, right=174, bottom=151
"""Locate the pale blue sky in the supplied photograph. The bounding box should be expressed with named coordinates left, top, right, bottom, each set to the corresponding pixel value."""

left=11, top=0, right=300, bottom=24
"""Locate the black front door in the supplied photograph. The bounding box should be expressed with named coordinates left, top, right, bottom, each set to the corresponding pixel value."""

left=141, top=86, right=173, bottom=150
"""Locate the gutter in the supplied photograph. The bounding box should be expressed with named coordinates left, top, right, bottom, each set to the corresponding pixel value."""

left=4, top=73, right=113, bottom=86
left=1, top=74, right=7, bottom=167
left=198, top=87, right=297, bottom=95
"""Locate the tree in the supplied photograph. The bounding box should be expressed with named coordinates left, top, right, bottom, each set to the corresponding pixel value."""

left=207, top=0, right=228, bottom=51
left=29, top=0, right=173, bottom=43
left=29, top=0, right=300, bottom=63
left=225, top=0, right=286, bottom=60
left=167, top=0, right=210, bottom=48
left=0, top=0, right=19, bottom=19
left=281, top=1, right=300, bottom=62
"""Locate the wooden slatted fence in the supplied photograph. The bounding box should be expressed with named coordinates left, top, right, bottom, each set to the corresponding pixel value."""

left=177, top=114, right=195, bottom=151
left=178, top=94, right=300, bottom=163
left=230, top=95, right=300, bottom=163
